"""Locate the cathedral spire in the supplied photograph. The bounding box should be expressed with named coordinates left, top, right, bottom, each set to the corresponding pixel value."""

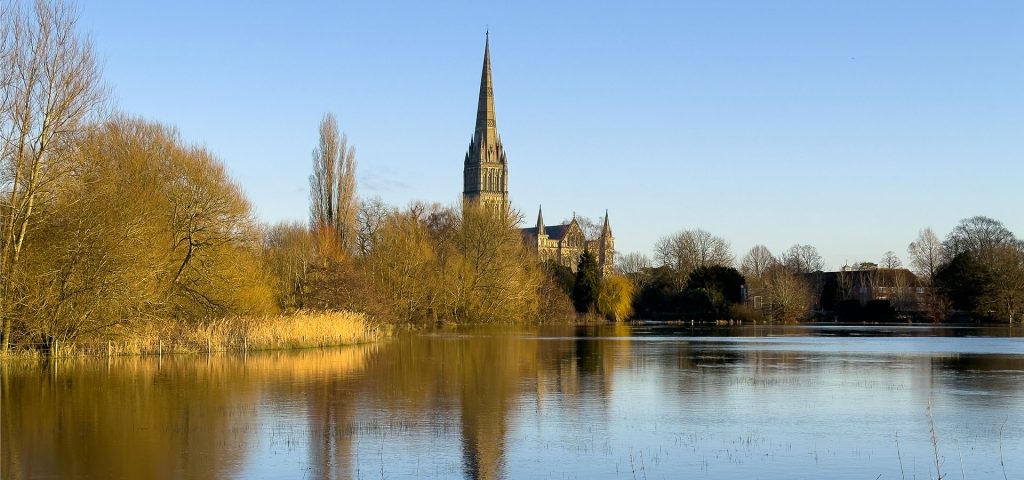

left=602, top=209, right=611, bottom=236
left=463, top=32, right=508, bottom=211
left=537, top=205, right=545, bottom=232
left=475, top=31, right=497, bottom=146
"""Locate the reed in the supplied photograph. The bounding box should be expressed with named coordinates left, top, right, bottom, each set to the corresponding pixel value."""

left=3, top=310, right=391, bottom=358
left=928, top=400, right=946, bottom=480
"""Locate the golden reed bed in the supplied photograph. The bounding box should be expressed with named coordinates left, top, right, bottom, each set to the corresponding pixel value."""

left=5, top=310, right=391, bottom=358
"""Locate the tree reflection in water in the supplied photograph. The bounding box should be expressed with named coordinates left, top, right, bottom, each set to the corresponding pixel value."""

left=3, top=324, right=1023, bottom=479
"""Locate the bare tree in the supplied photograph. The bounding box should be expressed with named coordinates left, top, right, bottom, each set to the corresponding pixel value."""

left=907, top=227, right=944, bottom=283
left=654, top=229, right=734, bottom=285
left=740, top=245, right=777, bottom=283
left=334, top=129, right=357, bottom=251
left=308, top=113, right=357, bottom=252
left=355, top=196, right=392, bottom=257
left=0, top=6, right=13, bottom=122
left=880, top=251, right=902, bottom=269
left=564, top=215, right=601, bottom=240
left=888, top=268, right=916, bottom=312
left=761, top=264, right=813, bottom=322
left=781, top=244, right=824, bottom=274
left=944, top=216, right=1016, bottom=261
left=616, top=251, right=651, bottom=286
left=0, top=0, right=105, bottom=353
left=310, top=116, right=336, bottom=231
left=263, top=221, right=314, bottom=309
left=988, top=243, right=1024, bottom=323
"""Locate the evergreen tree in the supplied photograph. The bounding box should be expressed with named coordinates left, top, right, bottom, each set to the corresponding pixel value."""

left=686, top=265, right=746, bottom=308
left=573, top=250, right=600, bottom=314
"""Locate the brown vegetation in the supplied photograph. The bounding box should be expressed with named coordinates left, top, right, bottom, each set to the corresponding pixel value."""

left=760, top=265, right=814, bottom=322
left=4, top=311, right=386, bottom=358
left=309, top=112, right=357, bottom=253
left=323, top=201, right=557, bottom=325
left=7, top=117, right=278, bottom=351
left=0, top=0, right=105, bottom=352
left=653, top=229, right=733, bottom=287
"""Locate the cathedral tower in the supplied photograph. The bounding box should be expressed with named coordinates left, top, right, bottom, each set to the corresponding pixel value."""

left=463, top=32, right=509, bottom=211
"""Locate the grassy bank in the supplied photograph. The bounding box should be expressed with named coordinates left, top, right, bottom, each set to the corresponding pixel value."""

left=4, top=310, right=391, bottom=358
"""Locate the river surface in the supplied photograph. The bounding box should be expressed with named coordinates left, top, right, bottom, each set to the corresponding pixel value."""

left=3, top=323, right=1023, bottom=479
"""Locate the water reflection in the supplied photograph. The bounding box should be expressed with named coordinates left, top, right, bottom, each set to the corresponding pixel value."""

left=2, top=347, right=376, bottom=480
left=3, top=325, right=1023, bottom=479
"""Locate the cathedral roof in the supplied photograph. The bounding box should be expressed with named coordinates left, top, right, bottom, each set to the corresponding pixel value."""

left=520, top=224, right=571, bottom=240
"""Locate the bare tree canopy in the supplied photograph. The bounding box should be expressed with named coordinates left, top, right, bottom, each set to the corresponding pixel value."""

left=907, top=227, right=944, bottom=282
left=654, top=229, right=734, bottom=284
left=617, top=252, right=650, bottom=276
left=309, top=112, right=357, bottom=253
left=1, top=0, right=105, bottom=353
left=879, top=251, right=902, bottom=269
left=761, top=264, right=813, bottom=322
left=987, top=244, right=1024, bottom=322
left=944, top=215, right=1016, bottom=258
left=263, top=222, right=314, bottom=310
left=740, top=245, right=777, bottom=281
left=355, top=196, right=393, bottom=257
left=562, top=215, right=602, bottom=240
left=616, top=251, right=651, bottom=286
left=781, top=244, right=824, bottom=274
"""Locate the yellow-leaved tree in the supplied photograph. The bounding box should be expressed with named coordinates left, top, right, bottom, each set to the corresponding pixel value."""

left=13, top=116, right=276, bottom=349
left=598, top=274, right=634, bottom=322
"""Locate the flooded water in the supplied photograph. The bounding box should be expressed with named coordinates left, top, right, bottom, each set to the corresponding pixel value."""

left=3, top=324, right=1023, bottom=479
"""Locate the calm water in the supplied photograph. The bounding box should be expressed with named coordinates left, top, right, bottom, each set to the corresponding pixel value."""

left=3, top=324, right=1023, bottom=479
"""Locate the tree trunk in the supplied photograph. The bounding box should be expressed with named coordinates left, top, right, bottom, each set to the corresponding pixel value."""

left=1, top=316, right=9, bottom=355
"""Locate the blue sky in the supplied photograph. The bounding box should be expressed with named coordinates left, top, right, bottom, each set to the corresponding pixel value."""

left=78, top=1, right=1023, bottom=269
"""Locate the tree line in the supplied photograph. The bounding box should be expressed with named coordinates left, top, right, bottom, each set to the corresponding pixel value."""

left=617, top=216, right=1024, bottom=324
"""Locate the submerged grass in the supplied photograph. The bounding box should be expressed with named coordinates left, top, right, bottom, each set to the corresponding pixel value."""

left=4, top=310, right=391, bottom=358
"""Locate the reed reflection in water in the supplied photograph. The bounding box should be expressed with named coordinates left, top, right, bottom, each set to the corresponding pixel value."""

left=3, top=324, right=1023, bottom=479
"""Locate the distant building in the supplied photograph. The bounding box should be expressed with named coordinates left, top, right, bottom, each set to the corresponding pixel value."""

left=743, top=265, right=929, bottom=315
left=520, top=207, right=615, bottom=274
left=461, top=34, right=613, bottom=273
left=813, top=265, right=926, bottom=312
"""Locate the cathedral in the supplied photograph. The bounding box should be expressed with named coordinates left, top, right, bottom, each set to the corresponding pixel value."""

left=462, top=33, right=614, bottom=274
